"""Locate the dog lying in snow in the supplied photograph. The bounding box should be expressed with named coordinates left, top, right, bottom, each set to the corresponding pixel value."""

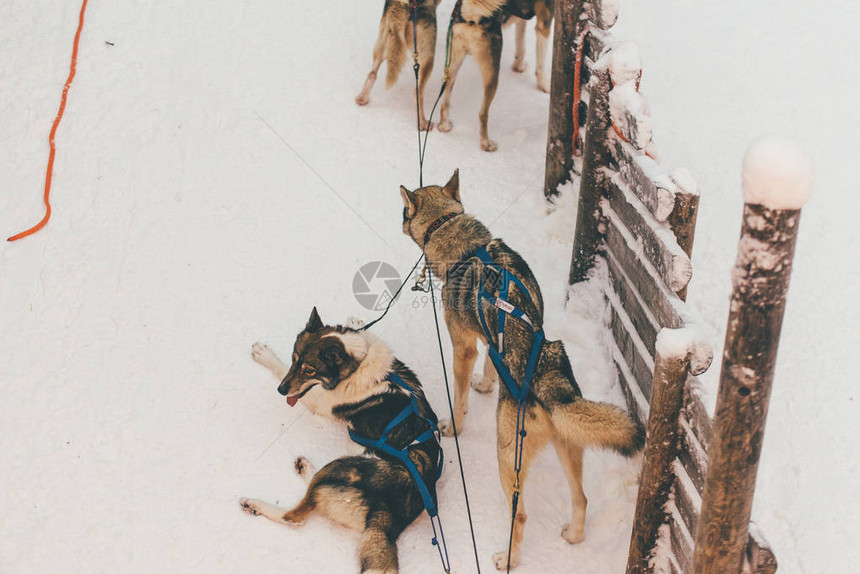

left=241, top=309, right=442, bottom=574
left=355, top=0, right=441, bottom=131
left=400, top=170, right=644, bottom=568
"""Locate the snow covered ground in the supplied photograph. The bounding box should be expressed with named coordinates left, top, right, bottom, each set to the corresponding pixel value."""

left=1, top=1, right=856, bottom=573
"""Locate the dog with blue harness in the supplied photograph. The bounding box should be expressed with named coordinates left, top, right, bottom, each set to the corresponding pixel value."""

left=242, top=309, right=445, bottom=574
left=401, top=170, right=645, bottom=570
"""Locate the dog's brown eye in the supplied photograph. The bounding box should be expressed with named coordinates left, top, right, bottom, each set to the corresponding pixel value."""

left=302, top=365, right=316, bottom=377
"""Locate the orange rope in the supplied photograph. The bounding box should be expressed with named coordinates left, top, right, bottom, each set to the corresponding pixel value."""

left=571, top=27, right=588, bottom=157
left=8, top=0, right=89, bottom=242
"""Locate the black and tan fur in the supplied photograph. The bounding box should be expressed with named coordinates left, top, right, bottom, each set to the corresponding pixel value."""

left=356, top=0, right=440, bottom=131
left=438, top=0, right=554, bottom=151
left=400, top=171, right=644, bottom=569
left=241, top=309, right=441, bottom=574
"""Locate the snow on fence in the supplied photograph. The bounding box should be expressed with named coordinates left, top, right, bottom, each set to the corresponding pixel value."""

left=543, top=2, right=806, bottom=573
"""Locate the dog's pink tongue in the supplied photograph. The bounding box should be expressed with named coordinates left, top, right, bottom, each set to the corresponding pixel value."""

left=286, top=395, right=298, bottom=407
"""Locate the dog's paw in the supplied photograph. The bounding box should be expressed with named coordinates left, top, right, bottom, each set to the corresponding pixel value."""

left=438, top=418, right=458, bottom=437
left=561, top=523, right=585, bottom=544
left=471, top=372, right=497, bottom=394
left=345, top=316, right=366, bottom=330
left=512, top=57, right=528, bottom=73
left=239, top=497, right=261, bottom=516
left=536, top=75, right=551, bottom=94
left=481, top=139, right=498, bottom=152
left=493, top=550, right=518, bottom=570
left=419, top=118, right=434, bottom=132
left=355, top=93, right=370, bottom=106
left=438, top=119, right=453, bottom=133
left=294, top=456, right=316, bottom=479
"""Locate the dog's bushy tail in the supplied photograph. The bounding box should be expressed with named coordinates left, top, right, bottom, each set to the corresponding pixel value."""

left=359, top=527, right=398, bottom=573
left=384, top=22, right=407, bottom=89
left=557, top=399, right=645, bottom=456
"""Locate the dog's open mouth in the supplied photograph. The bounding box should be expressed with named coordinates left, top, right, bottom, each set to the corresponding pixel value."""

left=286, top=383, right=318, bottom=407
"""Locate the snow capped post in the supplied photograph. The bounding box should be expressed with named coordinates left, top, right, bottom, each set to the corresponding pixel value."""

left=544, top=0, right=587, bottom=198
left=569, top=52, right=612, bottom=283
left=626, top=327, right=713, bottom=574
left=692, top=136, right=813, bottom=574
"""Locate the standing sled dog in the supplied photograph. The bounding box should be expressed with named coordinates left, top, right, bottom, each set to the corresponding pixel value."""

left=241, top=309, right=442, bottom=574
left=400, top=171, right=645, bottom=569
left=438, top=0, right=554, bottom=151
left=356, top=0, right=440, bottom=131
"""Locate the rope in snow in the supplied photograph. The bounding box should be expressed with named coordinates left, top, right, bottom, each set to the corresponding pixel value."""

left=8, top=0, right=89, bottom=242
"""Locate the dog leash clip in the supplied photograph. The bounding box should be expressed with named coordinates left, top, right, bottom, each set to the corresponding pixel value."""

left=411, top=264, right=430, bottom=292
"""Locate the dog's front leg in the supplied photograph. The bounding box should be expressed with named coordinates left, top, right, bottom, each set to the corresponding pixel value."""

left=512, top=18, right=528, bottom=72
left=437, top=42, right=466, bottom=134
left=251, top=342, right=289, bottom=379
left=474, top=36, right=501, bottom=152
left=438, top=322, right=478, bottom=436
left=534, top=4, right=553, bottom=93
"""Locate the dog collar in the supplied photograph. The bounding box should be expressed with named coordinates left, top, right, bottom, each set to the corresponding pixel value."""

left=423, top=213, right=461, bottom=246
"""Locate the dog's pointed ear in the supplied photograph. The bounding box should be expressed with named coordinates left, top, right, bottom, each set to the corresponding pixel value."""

left=442, top=169, right=460, bottom=203
left=306, top=307, right=323, bottom=332
left=401, top=186, right=418, bottom=218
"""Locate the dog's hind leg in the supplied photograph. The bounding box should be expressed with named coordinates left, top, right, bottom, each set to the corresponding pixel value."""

left=359, top=515, right=399, bottom=574
left=251, top=342, right=289, bottom=379
left=437, top=37, right=466, bottom=134
left=416, top=21, right=437, bottom=131
left=533, top=2, right=553, bottom=93
left=239, top=494, right=315, bottom=527
left=356, top=23, right=387, bottom=106
left=294, top=455, right=317, bottom=485
left=552, top=439, right=588, bottom=544
left=471, top=346, right=499, bottom=394
left=492, top=403, right=550, bottom=570
left=512, top=18, right=527, bottom=72
left=474, top=36, right=501, bottom=152
left=438, top=324, right=478, bottom=436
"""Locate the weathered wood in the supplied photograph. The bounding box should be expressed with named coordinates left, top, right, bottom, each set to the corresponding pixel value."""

left=544, top=0, right=587, bottom=197
left=627, top=347, right=690, bottom=574
left=603, top=176, right=693, bottom=293
left=610, top=339, right=650, bottom=425
left=569, top=63, right=612, bottom=283
left=683, top=384, right=713, bottom=451
left=668, top=169, right=700, bottom=301
left=670, top=504, right=695, bottom=574
left=693, top=204, right=803, bottom=574
left=677, top=418, right=708, bottom=495
left=585, top=0, right=619, bottom=30
left=673, top=459, right=701, bottom=539
left=584, top=28, right=607, bottom=64
left=611, top=138, right=676, bottom=222
left=608, top=300, right=655, bottom=399
left=743, top=523, right=778, bottom=574
left=606, top=252, right=659, bottom=354
left=604, top=225, right=683, bottom=332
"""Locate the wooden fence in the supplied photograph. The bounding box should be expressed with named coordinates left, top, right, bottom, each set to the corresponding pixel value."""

left=543, top=1, right=808, bottom=572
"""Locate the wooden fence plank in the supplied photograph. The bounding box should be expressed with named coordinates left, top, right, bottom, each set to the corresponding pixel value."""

left=610, top=138, right=677, bottom=221
left=608, top=298, right=655, bottom=399
left=604, top=173, right=692, bottom=294
left=606, top=251, right=660, bottom=354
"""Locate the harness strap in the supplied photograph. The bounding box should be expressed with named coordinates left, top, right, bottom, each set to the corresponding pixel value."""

left=347, top=372, right=443, bottom=516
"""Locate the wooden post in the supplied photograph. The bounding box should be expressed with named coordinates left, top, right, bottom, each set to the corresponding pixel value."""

left=692, top=137, right=812, bottom=574
left=667, top=169, right=700, bottom=301
left=627, top=328, right=712, bottom=574
left=544, top=0, right=587, bottom=199
left=568, top=62, right=611, bottom=284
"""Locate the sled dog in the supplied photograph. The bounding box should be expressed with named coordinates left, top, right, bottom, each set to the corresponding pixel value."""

left=438, top=0, right=554, bottom=151
left=356, top=0, right=441, bottom=131
left=400, top=171, right=644, bottom=569
left=241, top=309, right=442, bottom=574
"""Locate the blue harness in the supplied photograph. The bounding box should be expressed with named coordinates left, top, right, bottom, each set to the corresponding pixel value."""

left=461, top=246, right=545, bottom=491
left=347, top=372, right=444, bottom=516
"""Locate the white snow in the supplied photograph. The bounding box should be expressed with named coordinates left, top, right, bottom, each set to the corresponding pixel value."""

left=607, top=41, right=642, bottom=88
left=742, top=136, right=814, bottom=210
left=1, top=0, right=856, bottom=573
left=654, top=327, right=713, bottom=377
left=609, top=81, right=653, bottom=150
